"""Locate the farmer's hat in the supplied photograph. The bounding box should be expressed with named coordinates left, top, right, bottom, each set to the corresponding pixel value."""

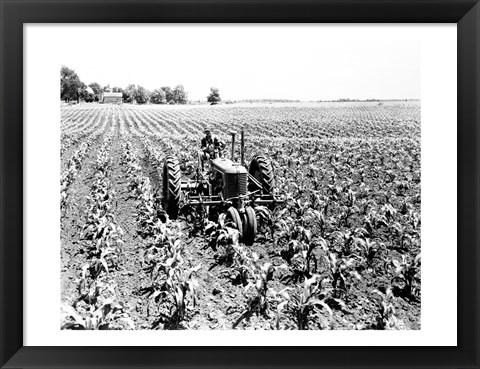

left=204, top=126, right=211, bottom=133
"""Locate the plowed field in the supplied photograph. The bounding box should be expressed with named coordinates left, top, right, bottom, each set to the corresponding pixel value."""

left=60, top=101, right=421, bottom=330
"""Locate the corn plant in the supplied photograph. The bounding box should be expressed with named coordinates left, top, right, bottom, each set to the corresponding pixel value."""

left=204, top=214, right=241, bottom=256
left=381, top=203, right=397, bottom=223
left=338, top=189, right=359, bottom=227
left=233, top=252, right=278, bottom=328
left=287, top=199, right=312, bottom=226
left=134, top=178, right=159, bottom=236
left=371, top=287, right=399, bottom=330
left=255, top=206, right=291, bottom=243
left=166, top=264, right=201, bottom=327
left=353, top=237, right=382, bottom=271
left=244, top=255, right=275, bottom=313
left=231, top=242, right=252, bottom=285
left=283, top=275, right=333, bottom=330
left=62, top=299, right=135, bottom=330
left=94, top=144, right=112, bottom=175
left=60, top=141, right=90, bottom=212
left=408, top=210, right=421, bottom=233
left=308, top=189, right=326, bottom=209
left=390, top=221, right=414, bottom=250
left=282, top=236, right=327, bottom=282
left=391, top=253, right=421, bottom=299
left=324, top=252, right=361, bottom=301
left=364, top=209, right=389, bottom=237
left=82, top=202, right=124, bottom=268
left=74, top=265, right=103, bottom=307
left=331, top=230, right=359, bottom=256
left=142, top=230, right=200, bottom=328
left=305, top=208, right=327, bottom=237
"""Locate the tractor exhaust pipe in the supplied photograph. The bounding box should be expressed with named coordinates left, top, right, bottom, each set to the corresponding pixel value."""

left=230, top=130, right=236, bottom=161
left=241, top=128, right=245, bottom=166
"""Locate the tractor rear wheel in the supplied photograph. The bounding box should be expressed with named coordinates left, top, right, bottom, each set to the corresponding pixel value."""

left=248, top=155, right=274, bottom=194
left=162, top=155, right=181, bottom=219
left=242, top=206, right=257, bottom=246
left=226, top=206, right=243, bottom=238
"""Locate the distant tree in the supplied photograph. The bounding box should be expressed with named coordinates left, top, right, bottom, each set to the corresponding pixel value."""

left=88, top=82, right=102, bottom=95
left=112, top=86, right=123, bottom=93
left=161, top=86, right=174, bottom=103
left=60, top=66, right=83, bottom=102
left=150, top=89, right=167, bottom=104
left=172, top=85, right=188, bottom=104
left=103, top=84, right=111, bottom=92
left=207, top=87, right=221, bottom=105
left=78, top=82, right=94, bottom=102
left=134, top=85, right=150, bottom=104
left=123, top=84, right=136, bottom=103
left=88, top=82, right=102, bottom=101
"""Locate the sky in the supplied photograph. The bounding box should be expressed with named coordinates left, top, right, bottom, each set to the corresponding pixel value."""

left=58, top=25, right=420, bottom=101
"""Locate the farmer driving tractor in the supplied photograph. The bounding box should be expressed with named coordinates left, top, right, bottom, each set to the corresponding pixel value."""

left=163, top=125, right=283, bottom=245
left=199, top=127, right=225, bottom=171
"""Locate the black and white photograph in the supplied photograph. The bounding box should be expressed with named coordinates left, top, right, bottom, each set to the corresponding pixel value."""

left=59, top=25, right=421, bottom=331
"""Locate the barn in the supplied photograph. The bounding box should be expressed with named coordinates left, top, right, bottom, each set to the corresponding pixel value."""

left=100, top=92, right=123, bottom=104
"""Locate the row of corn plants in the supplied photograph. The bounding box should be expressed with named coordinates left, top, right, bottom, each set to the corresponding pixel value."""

left=62, top=130, right=134, bottom=330
left=202, top=215, right=287, bottom=329
left=60, top=103, right=421, bottom=330
left=60, top=111, right=113, bottom=212
left=60, top=140, right=91, bottom=214
left=121, top=138, right=200, bottom=329
left=252, top=168, right=420, bottom=329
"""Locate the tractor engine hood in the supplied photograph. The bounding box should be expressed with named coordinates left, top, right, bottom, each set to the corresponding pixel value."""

left=211, top=158, right=247, bottom=174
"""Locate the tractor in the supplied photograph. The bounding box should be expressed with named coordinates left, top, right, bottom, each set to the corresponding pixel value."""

left=161, top=129, right=283, bottom=245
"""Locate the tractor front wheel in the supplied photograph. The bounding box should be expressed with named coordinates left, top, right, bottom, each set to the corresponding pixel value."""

left=162, top=155, right=181, bottom=219
left=248, top=155, right=274, bottom=194
left=242, top=206, right=257, bottom=246
left=226, top=206, right=243, bottom=238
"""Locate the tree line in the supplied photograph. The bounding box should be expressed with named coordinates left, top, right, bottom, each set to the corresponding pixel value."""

left=61, top=66, right=222, bottom=105
left=61, top=66, right=188, bottom=104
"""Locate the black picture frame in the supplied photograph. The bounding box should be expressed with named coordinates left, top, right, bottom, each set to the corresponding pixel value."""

left=1, top=0, right=479, bottom=368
